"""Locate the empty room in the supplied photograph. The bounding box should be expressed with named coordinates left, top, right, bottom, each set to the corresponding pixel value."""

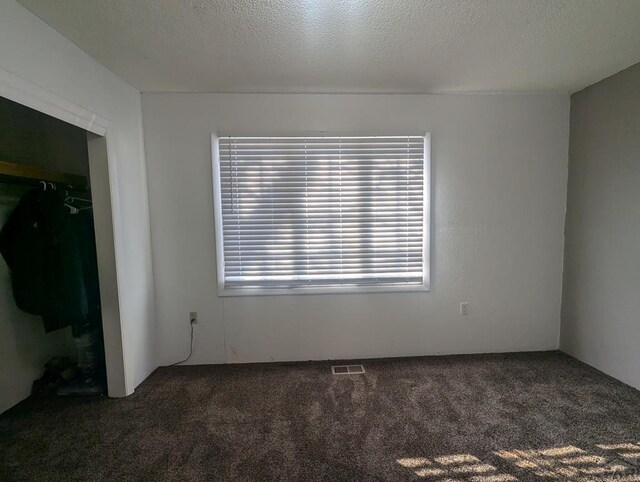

left=1, top=0, right=639, bottom=480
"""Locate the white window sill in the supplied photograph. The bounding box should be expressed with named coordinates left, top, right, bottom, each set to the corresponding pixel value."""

left=217, top=282, right=430, bottom=297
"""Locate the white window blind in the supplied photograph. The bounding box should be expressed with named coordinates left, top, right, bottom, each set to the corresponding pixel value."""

left=213, top=135, right=429, bottom=295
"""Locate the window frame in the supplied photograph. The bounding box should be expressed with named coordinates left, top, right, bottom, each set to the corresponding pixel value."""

left=211, top=133, right=431, bottom=297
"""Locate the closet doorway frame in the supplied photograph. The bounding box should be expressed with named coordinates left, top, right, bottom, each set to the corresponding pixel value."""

left=0, top=68, right=128, bottom=398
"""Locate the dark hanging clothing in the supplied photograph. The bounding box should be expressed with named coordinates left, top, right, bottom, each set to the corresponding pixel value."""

left=68, top=209, right=101, bottom=336
left=0, top=188, right=100, bottom=336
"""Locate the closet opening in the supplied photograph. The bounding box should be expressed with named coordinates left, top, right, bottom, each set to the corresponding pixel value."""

left=0, top=96, right=119, bottom=413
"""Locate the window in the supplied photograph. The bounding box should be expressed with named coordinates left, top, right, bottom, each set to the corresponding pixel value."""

left=212, top=134, right=430, bottom=295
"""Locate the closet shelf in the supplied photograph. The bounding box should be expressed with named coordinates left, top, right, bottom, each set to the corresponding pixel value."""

left=0, top=160, right=87, bottom=191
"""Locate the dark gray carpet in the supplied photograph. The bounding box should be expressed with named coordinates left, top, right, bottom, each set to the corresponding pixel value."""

left=2, top=351, right=640, bottom=481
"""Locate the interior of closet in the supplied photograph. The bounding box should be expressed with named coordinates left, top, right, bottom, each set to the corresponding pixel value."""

left=0, top=97, right=105, bottom=413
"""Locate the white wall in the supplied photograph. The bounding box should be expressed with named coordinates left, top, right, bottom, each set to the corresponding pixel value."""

left=561, top=62, right=640, bottom=390
left=0, top=0, right=156, bottom=396
left=142, top=93, right=570, bottom=366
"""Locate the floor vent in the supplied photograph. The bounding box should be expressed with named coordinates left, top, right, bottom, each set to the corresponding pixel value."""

left=331, top=364, right=365, bottom=375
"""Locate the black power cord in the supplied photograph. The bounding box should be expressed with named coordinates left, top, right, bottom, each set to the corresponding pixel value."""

left=169, top=322, right=194, bottom=367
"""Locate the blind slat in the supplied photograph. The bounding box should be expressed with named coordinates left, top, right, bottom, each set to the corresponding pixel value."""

left=217, top=135, right=426, bottom=291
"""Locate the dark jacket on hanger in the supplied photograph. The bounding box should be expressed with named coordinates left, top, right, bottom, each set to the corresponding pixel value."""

left=0, top=188, right=100, bottom=336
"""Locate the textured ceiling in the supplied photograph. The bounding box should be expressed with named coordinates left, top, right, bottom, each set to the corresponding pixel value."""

left=16, top=0, right=640, bottom=93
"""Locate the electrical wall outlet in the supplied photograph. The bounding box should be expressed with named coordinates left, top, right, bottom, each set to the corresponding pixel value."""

left=189, top=311, right=198, bottom=324
left=460, top=302, right=469, bottom=316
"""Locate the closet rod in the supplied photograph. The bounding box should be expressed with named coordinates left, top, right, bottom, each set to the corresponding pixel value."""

left=0, top=160, right=87, bottom=191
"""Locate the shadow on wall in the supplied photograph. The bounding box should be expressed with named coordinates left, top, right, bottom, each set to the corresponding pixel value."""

left=397, top=442, right=640, bottom=481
